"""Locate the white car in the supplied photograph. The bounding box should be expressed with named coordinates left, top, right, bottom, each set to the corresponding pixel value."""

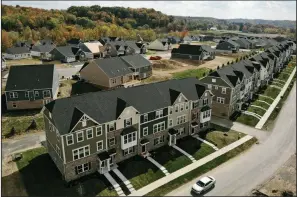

left=191, top=176, right=216, bottom=194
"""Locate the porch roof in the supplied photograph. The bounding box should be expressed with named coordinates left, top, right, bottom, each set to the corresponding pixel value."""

left=97, top=151, right=110, bottom=161
left=168, top=128, right=178, bottom=135
left=201, top=105, right=211, bottom=112
left=140, top=138, right=150, bottom=145
left=121, top=126, right=137, bottom=136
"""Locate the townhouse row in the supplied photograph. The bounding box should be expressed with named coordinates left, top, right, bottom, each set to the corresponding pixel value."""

left=42, top=78, right=214, bottom=182
left=201, top=40, right=294, bottom=119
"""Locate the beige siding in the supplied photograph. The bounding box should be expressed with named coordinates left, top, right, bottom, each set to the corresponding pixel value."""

left=80, top=62, right=110, bottom=88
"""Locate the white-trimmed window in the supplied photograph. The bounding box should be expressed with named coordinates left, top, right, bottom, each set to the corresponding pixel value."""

left=180, top=103, right=184, bottom=111
left=154, top=135, right=165, bottom=145
left=177, top=127, right=185, bottom=136
left=86, top=128, right=93, bottom=139
left=215, top=85, right=218, bottom=90
left=203, top=98, right=208, bottom=106
left=193, top=101, right=199, bottom=108
left=97, top=140, right=103, bottom=151
left=143, top=114, right=148, bottom=122
left=34, top=91, right=39, bottom=97
left=77, top=131, right=84, bottom=142
left=169, top=107, right=173, bottom=114
left=123, top=132, right=136, bottom=144
left=175, top=105, right=179, bottom=112
left=9, top=92, right=18, bottom=98
left=82, top=120, right=87, bottom=127
left=217, top=97, right=225, bottom=104
left=43, top=90, right=51, bottom=98
left=222, top=88, right=227, bottom=94
left=123, top=146, right=135, bottom=156
left=124, top=117, right=132, bottom=127
left=73, top=145, right=90, bottom=160
left=143, top=127, right=148, bottom=136
left=177, top=115, right=186, bottom=125
left=156, top=110, right=163, bottom=118
left=185, top=102, right=189, bottom=110
left=96, top=126, right=102, bottom=136
left=153, top=122, right=165, bottom=133
left=75, top=162, right=91, bottom=175
left=66, top=134, right=74, bottom=145
left=109, top=123, right=115, bottom=132
left=208, top=84, right=212, bottom=89
left=200, top=122, right=208, bottom=128
left=109, top=137, right=115, bottom=146
left=168, top=119, right=173, bottom=127
left=25, top=91, right=29, bottom=98
left=203, top=110, right=211, bottom=118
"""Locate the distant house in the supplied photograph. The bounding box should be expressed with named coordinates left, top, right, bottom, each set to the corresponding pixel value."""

left=99, top=37, right=122, bottom=45
left=121, top=54, right=152, bottom=79
left=230, top=37, right=251, bottom=49
left=200, top=35, right=215, bottom=42
left=15, top=41, right=35, bottom=50
left=4, top=47, right=31, bottom=60
left=216, top=40, right=240, bottom=53
left=50, top=46, right=77, bottom=63
left=31, top=44, right=55, bottom=60
left=67, top=38, right=82, bottom=47
left=39, top=39, right=55, bottom=46
left=210, top=27, right=217, bottom=31
left=171, top=44, right=215, bottom=61
left=147, top=39, right=172, bottom=51
left=125, top=41, right=143, bottom=54
left=80, top=57, right=134, bottom=89
left=2, top=57, right=7, bottom=71
left=167, top=36, right=181, bottom=44
left=104, top=41, right=135, bottom=57
left=190, top=35, right=200, bottom=42
left=78, top=41, right=105, bottom=60
left=181, top=36, right=192, bottom=44
left=135, top=42, right=147, bottom=54
left=4, top=64, right=59, bottom=110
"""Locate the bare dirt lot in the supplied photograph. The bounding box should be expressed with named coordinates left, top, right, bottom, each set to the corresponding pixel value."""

left=252, top=154, right=296, bottom=196
left=6, top=59, right=69, bottom=68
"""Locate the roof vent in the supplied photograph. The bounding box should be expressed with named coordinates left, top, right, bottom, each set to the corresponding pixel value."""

left=117, top=70, right=120, bottom=72
left=212, top=79, right=216, bottom=83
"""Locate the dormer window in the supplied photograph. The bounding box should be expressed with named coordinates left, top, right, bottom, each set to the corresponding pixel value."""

left=82, top=120, right=87, bottom=127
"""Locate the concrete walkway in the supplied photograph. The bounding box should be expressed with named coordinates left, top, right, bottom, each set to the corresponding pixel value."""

left=128, top=135, right=253, bottom=196
left=257, top=100, right=271, bottom=107
left=113, top=168, right=136, bottom=193
left=242, top=111, right=262, bottom=119
left=147, top=156, right=170, bottom=176
left=272, top=81, right=284, bottom=87
left=270, top=85, right=283, bottom=90
left=103, top=172, right=125, bottom=196
left=274, top=79, right=286, bottom=84
left=256, top=67, right=296, bottom=129
left=257, top=94, right=274, bottom=102
left=172, top=145, right=196, bottom=162
left=211, top=116, right=270, bottom=143
left=250, top=105, right=267, bottom=111
left=192, top=135, right=219, bottom=151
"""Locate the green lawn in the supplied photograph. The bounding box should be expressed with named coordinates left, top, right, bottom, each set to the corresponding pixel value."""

left=2, top=110, right=44, bottom=138
left=262, top=86, right=281, bottom=99
left=151, top=145, right=192, bottom=173
left=236, top=114, right=259, bottom=127
left=247, top=106, right=266, bottom=116
left=201, top=125, right=246, bottom=149
left=176, top=136, right=215, bottom=160
left=172, top=68, right=210, bottom=79
left=251, top=100, right=270, bottom=109
left=10, top=147, right=117, bottom=196
left=146, top=137, right=257, bottom=196
left=257, top=96, right=274, bottom=104
left=117, top=155, right=164, bottom=190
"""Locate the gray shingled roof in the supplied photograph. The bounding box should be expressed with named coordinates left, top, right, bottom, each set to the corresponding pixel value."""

left=6, top=47, right=30, bottom=54
left=45, top=77, right=207, bottom=134
left=121, top=54, right=152, bottom=69
left=31, top=45, right=55, bottom=53
left=55, top=46, right=76, bottom=57
left=5, top=64, right=55, bottom=91
left=92, top=57, right=133, bottom=77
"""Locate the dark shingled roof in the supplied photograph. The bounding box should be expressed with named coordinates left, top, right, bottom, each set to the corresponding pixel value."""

left=201, top=105, right=211, bottom=112
left=31, top=45, right=55, bottom=53
left=171, top=44, right=203, bottom=56
left=140, top=138, right=150, bottom=145
left=91, top=57, right=133, bottom=78
left=168, top=128, right=178, bottom=135
left=45, top=78, right=207, bottom=135
left=209, top=66, right=242, bottom=87
left=97, top=151, right=110, bottom=161
left=121, top=54, right=152, bottom=69
left=55, top=46, right=77, bottom=57
left=6, top=47, right=30, bottom=54
left=5, top=64, right=55, bottom=91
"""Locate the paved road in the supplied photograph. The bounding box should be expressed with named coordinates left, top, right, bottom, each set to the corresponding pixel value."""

left=167, top=83, right=296, bottom=196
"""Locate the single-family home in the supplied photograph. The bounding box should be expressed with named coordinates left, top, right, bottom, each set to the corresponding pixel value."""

left=230, top=37, right=251, bottom=49
left=104, top=41, right=135, bottom=57
left=67, top=38, right=82, bottom=47
left=15, top=41, right=35, bottom=50
left=135, top=42, right=147, bottom=54
left=181, top=36, right=192, bottom=44
left=190, top=35, right=200, bottom=42
left=79, top=57, right=134, bottom=89
left=121, top=54, right=152, bottom=79
left=42, top=77, right=213, bottom=182
left=216, top=40, right=240, bottom=53
left=171, top=44, right=215, bottom=61
left=78, top=41, right=105, bottom=60
left=4, top=64, right=59, bottom=110
left=4, top=47, right=31, bottom=60
left=31, top=44, right=55, bottom=60
left=167, top=36, right=181, bottom=44
left=147, top=39, right=172, bottom=51
left=50, top=46, right=77, bottom=63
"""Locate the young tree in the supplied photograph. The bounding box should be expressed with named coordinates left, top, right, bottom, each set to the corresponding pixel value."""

left=227, top=61, right=230, bottom=65
left=217, top=65, right=220, bottom=70
left=222, top=64, right=225, bottom=67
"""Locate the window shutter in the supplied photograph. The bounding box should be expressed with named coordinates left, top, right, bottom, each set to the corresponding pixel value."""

left=75, top=166, right=78, bottom=175
left=124, top=119, right=126, bottom=127
left=88, top=162, right=91, bottom=170
left=114, top=122, right=116, bottom=130
left=107, top=124, right=109, bottom=132
left=140, top=115, right=144, bottom=123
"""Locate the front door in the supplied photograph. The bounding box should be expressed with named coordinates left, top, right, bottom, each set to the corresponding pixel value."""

left=29, top=91, right=34, bottom=101
left=191, top=127, right=195, bottom=135
left=168, top=134, right=176, bottom=146
left=141, top=144, right=146, bottom=153
left=110, top=155, right=115, bottom=167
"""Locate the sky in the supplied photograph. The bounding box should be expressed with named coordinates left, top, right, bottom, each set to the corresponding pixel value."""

left=2, top=1, right=296, bottom=21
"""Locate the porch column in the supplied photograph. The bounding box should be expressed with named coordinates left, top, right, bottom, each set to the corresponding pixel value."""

left=99, top=160, right=102, bottom=174
left=168, top=134, right=172, bottom=146
left=107, top=159, right=110, bottom=171
left=174, top=134, right=176, bottom=145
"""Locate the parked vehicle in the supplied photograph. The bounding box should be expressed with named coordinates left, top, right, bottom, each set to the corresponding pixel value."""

left=191, top=176, right=216, bottom=194
left=149, top=56, right=162, bottom=60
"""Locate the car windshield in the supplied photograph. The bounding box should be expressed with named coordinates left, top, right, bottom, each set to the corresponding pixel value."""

left=196, top=181, right=205, bottom=187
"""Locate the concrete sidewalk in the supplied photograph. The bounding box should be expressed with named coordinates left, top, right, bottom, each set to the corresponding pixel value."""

left=256, top=67, right=296, bottom=129
left=128, top=135, right=253, bottom=196
left=211, top=116, right=269, bottom=143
